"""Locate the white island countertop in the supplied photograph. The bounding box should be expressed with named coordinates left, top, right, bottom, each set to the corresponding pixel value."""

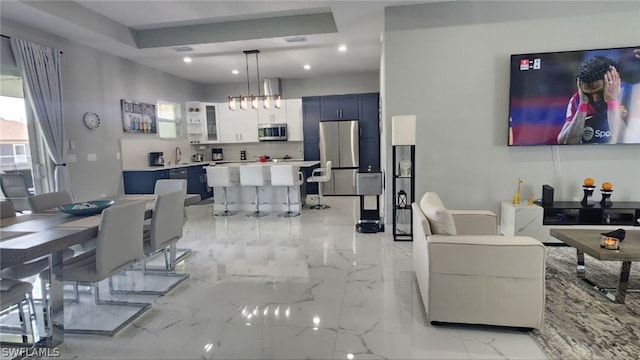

left=217, top=160, right=320, bottom=168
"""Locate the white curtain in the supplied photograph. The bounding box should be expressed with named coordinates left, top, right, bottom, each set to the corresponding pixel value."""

left=9, top=37, right=71, bottom=195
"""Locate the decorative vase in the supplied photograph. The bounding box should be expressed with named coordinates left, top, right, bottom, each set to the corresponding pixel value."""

left=581, top=186, right=595, bottom=206
left=600, top=189, right=613, bottom=207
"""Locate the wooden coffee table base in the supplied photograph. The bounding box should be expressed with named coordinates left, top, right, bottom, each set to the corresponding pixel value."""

left=576, top=250, right=636, bottom=304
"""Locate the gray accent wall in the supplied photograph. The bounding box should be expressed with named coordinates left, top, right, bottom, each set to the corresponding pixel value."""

left=383, top=1, right=640, bottom=217
left=1, top=18, right=202, bottom=202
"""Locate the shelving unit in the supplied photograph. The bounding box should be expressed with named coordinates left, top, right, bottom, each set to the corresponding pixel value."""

left=186, top=101, right=205, bottom=144
left=392, top=145, right=415, bottom=241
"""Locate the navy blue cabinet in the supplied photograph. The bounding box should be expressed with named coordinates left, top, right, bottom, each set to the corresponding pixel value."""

left=320, top=95, right=359, bottom=121
left=303, top=97, right=321, bottom=194
left=187, top=165, right=211, bottom=200
left=358, top=93, right=380, bottom=171
left=123, top=169, right=170, bottom=194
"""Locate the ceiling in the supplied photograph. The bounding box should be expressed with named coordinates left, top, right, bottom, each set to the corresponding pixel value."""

left=1, top=0, right=428, bottom=85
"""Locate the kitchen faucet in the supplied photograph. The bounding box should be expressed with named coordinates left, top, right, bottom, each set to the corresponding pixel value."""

left=175, top=146, right=182, bottom=164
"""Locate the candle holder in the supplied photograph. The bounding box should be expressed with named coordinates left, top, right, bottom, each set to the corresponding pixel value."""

left=397, top=189, right=408, bottom=208
left=600, top=189, right=613, bottom=207
left=600, top=236, right=619, bottom=250
left=581, top=186, right=595, bottom=206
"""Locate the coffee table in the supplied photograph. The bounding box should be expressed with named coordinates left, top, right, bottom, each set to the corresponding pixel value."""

left=550, top=228, right=640, bottom=304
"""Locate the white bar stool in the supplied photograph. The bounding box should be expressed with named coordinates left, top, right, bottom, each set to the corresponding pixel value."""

left=206, top=166, right=238, bottom=216
left=306, top=160, right=332, bottom=209
left=270, top=165, right=304, bottom=217
left=239, top=165, right=268, bottom=217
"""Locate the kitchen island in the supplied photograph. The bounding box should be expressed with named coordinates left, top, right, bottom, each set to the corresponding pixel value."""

left=209, top=161, right=320, bottom=213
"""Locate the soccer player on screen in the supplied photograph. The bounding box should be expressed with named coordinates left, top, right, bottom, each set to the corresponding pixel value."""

left=557, top=55, right=629, bottom=144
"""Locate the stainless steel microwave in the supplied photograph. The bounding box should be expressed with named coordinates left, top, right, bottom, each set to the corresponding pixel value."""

left=258, top=123, right=287, bottom=141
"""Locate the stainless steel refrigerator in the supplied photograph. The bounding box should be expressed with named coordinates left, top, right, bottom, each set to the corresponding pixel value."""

left=319, top=120, right=359, bottom=195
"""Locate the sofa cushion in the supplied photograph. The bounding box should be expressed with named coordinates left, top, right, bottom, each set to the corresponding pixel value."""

left=419, top=192, right=457, bottom=235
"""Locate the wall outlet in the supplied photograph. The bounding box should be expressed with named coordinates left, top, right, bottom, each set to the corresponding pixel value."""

left=67, top=154, right=77, bottom=163
left=116, top=152, right=121, bottom=160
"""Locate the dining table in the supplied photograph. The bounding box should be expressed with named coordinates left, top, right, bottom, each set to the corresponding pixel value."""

left=0, top=193, right=198, bottom=347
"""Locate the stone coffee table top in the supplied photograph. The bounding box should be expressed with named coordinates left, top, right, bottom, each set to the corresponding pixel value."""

left=550, top=228, right=640, bottom=261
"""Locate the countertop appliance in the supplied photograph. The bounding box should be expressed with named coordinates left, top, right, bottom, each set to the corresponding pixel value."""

left=258, top=123, right=287, bottom=141
left=212, top=148, right=223, bottom=161
left=149, top=152, right=164, bottom=167
left=319, top=120, right=359, bottom=195
left=192, top=153, right=204, bottom=162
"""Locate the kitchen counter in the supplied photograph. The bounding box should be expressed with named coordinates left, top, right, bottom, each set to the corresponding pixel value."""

left=123, top=162, right=211, bottom=172
left=123, top=159, right=309, bottom=171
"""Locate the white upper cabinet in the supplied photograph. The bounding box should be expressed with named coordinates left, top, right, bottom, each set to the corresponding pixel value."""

left=218, top=103, right=259, bottom=143
left=285, top=99, right=303, bottom=141
left=258, top=103, right=287, bottom=124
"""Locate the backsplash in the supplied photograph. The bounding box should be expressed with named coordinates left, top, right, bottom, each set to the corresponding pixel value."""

left=120, top=138, right=191, bottom=169
left=191, top=142, right=304, bottom=162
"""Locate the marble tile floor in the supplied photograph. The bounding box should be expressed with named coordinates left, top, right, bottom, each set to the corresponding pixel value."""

left=7, top=196, right=547, bottom=359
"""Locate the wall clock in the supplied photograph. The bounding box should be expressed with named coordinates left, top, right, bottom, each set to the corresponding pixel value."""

left=83, top=112, right=100, bottom=130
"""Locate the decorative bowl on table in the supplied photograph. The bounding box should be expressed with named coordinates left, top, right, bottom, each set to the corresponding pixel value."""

left=57, top=200, right=114, bottom=216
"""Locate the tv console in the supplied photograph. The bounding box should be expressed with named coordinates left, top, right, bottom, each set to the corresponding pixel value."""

left=500, top=201, right=640, bottom=246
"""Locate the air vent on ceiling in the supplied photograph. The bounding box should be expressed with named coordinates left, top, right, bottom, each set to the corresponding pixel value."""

left=172, top=46, right=194, bottom=52
left=285, top=36, right=307, bottom=43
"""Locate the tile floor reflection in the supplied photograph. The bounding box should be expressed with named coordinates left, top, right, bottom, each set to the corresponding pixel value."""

left=35, top=197, right=547, bottom=359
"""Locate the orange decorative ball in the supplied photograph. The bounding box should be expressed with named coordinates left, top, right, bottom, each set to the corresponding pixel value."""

left=583, top=178, right=595, bottom=187
left=602, top=182, right=613, bottom=191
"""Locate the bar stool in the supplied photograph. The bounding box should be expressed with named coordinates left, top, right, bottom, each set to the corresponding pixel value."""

left=205, top=166, right=237, bottom=216
left=270, top=165, right=304, bottom=217
left=239, top=165, right=268, bottom=217
left=306, top=160, right=332, bottom=209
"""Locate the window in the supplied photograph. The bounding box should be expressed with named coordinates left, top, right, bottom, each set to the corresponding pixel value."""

left=157, top=100, right=183, bottom=139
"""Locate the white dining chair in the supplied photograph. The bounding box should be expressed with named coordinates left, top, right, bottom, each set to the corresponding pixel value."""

left=153, top=178, right=191, bottom=265
left=206, top=165, right=238, bottom=216
left=0, top=279, right=40, bottom=345
left=28, top=191, right=73, bottom=212
left=270, top=165, right=304, bottom=217
left=306, top=160, right=332, bottom=209
left=60, top=200, right=151, bottom=335
left=240, top=165, right=269, bottom=217
left=110, top=190, right=189, bottom=296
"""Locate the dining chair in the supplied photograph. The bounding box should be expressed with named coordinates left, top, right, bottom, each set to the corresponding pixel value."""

left=0, top=198, right=75, bottom=338
left=28, top=191, right=73, bottom=212
left=1, top=199, right=17, bottom=218
left=0, top=279, right=40, bottom=345
left=110, top=190, right=189, bottom=296
left=0, top=173, right=32, bottom=212
left=60, top=200, right=151, bottom=335
left=153, top=179, right=191, bottom=266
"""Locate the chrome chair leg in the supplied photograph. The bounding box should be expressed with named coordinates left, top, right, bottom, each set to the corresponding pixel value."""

left=279, top=186, right=300, bottom=217
left=216, top=187, right=237, bottom=216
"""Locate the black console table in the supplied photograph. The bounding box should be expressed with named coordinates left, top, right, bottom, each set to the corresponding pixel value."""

left=540, top=201, right=640, bottom=227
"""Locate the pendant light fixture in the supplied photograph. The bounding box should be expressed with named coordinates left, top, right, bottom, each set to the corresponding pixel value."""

left=228, top=50, right=282, bottom=111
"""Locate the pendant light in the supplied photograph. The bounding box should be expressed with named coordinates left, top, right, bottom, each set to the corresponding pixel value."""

left=228, top=50, right=282, bottom=111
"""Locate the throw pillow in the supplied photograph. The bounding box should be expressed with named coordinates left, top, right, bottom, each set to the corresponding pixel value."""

left=423, top=206, right=457, bottom=235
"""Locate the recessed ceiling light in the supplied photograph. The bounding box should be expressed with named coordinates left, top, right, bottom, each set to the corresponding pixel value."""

left=303, top=64, right=311, bottom=70
left=232, top=69, right=239, bottom=75
left=183, top=57, right=192, bottom=63
left=338, top=45, right=347, bottom=52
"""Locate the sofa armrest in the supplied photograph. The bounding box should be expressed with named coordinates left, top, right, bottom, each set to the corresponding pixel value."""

left=450, top=210, right=497, bottom=235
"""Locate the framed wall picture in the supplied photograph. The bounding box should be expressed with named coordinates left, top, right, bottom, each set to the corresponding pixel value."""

left=121, top=99, right=157, bottom=133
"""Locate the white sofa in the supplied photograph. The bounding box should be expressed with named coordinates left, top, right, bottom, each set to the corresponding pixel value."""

left=412, top=192, right=546, bottom=329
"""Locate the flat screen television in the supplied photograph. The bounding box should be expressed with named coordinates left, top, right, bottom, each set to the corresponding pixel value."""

left=508, top=46, right=640, bottom=146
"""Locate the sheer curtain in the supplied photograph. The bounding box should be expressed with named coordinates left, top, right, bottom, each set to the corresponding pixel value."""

left=9, top=37, right=71, bottom=196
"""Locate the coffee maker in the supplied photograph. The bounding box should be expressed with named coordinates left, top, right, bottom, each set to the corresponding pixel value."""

left=149, top=152, right=165, bottom=167
left=211, top=148, right=223, bottom=161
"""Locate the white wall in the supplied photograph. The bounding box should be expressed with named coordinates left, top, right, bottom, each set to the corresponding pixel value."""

left=1, top=19, right=201, bottom=201
left=383, top=1, right=640, bottom=217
